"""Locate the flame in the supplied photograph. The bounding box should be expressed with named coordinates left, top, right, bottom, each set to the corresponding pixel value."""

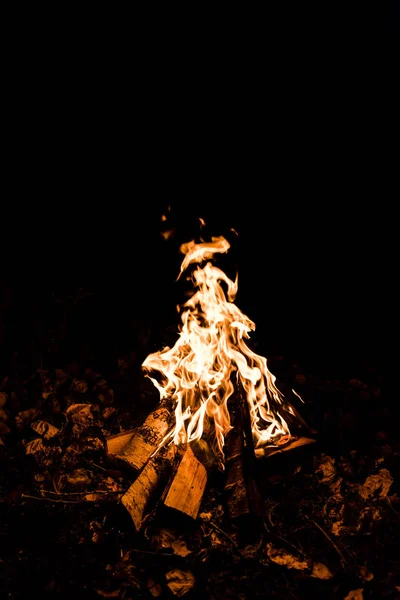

left=142, top=235, right=301, bottom=468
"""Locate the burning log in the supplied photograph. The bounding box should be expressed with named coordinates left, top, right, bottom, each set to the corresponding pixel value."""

left=108, top=407, right=172, bottom=471
left=106, top=430, right=135, bottom=455
left=224, top=395, right=263, bottom=522
left=121, top=443, right=177, bottom=532
left=163, top=444, right=208, bottom=520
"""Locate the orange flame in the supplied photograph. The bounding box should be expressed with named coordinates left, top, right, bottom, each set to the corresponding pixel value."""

left=142, top=235, right=301, bottom=467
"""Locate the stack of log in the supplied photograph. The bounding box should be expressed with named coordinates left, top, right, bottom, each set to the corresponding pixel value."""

left=106, top=400, right=315, bottom=533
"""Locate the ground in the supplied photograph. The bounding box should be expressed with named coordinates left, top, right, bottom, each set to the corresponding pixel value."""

left=0, top=275, right=396, bottom=600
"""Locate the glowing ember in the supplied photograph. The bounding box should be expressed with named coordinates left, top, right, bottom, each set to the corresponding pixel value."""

left=142, top=235, right=303, bottom=468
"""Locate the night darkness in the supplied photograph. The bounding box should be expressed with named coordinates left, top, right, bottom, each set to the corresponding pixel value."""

left=0, top=5, right=398, bottom=599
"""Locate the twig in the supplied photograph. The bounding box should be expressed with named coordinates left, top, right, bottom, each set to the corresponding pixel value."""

left=386, top=496, right=400, bottom=515
left=209, top=521, right=239, bottom=548
left=21, top=493, right=83, bottom=504
left=44, top=489, right=126, bottom=496
left=264, top=521, right=309, bottom=560
left=83, top=458, right=108, bottom=472
left=308, top=517, right=347, bottom=566
left=267, top=502, right=279, bottom=528
left=129, top=548, right=174, bottom=557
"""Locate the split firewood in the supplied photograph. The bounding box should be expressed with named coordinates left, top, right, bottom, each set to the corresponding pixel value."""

left=121, top=443, right=177, bottom=532
left=106, top=430, right=135, bottom=455
left=224, top=395, right=263, bottom=522
left=163, top=444, right=208, bottom=520
left=108, top=407, right=172, bottom=471
left=254, top=436, right=316, bottom=459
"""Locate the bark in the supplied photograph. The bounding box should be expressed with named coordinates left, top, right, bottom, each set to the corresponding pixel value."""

left=110, top=407, right=172, bottom=471
left=224, top=395, right=263, bottom=522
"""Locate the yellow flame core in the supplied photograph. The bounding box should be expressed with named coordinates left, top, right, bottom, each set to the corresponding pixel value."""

left=142, top=235, right=294, bottom=466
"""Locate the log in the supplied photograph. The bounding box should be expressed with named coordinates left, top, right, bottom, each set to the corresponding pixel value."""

left=254, top=435, right=316, bottom=459
left=163, top=445, right=208, bottom=520
left=111, top=407, right=172, bottom=471
left=224, top=395, right=263, bottom=522
left=106, top=430, right=135, bottom=455
left=121, top=443, right=177, bottom=532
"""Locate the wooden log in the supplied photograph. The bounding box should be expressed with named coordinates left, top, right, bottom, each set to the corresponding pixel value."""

left=121, top=443, right=177, bottom=532
left=112, top=407, right=172, bottom=471
left=255, top=436, right=316, bottom=459
left=224, top=401, right=250, bottom=519
left=224, top=395, right=263, bottom=522
left=106, top=430, right=135, bottom=455
left=163, top=445, right=208, bottom=520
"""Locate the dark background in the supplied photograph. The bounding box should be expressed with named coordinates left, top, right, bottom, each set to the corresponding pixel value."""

left=2, top=4, right=397, bottom=382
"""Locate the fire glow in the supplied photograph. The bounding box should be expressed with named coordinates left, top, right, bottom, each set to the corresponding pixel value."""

left=142, top=235, right=302, bottom=468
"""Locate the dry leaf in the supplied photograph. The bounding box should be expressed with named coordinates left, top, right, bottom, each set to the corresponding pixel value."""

left=31, top=420, right=60, bottom=439
left=344, top=589, right=363, bottom=600
left=24, top=438, right=62, bottom=468
left=358, top=469, right=393, bottom=500
left=25, top=438, right=46, bottom=455
left=16, top=408, right=40, bottom=430
left=58, top=468, right=92, bottom=491
left=152, top=528, right=192, bottom=557
left=267, top=544, right=308, bottom=570
left=55, top=369, right=70, bottom=388
left=95, top=589, right=121, bottom=598
left=266, top=544, right=333, bottom=579
left=0, top=421, right=10, bottom=435
left=148, top=578, right=163, bottom=597
left=0, top=392, right=8, bottom=408
left=315, top=453, right=342, bottom=495
left=359, top=566, right=373, bottom=582
left=70, top=379, right=88, bottom=394
left=166, top=569, right=195, bottom=597
left=311, top=562, right=333, bottom=580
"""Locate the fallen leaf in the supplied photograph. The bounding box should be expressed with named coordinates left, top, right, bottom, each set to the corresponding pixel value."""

left=315, top=454, right=342, bottom=495
left=0, top=392, right=7, bottom=408
left=266, top=544, right=333, bottom=579
left=25, top=438, right=46, bottom=455
left=55, top=369, right=70, bottom=387
left=16, top=408, right=40, bottom=430
left=70, top=379, right=88, bottom=394
left=24, top=438, right=62, bottom=468
left=66, top=404, right=99, bottom=434
left=166, top=569, right=195, bottom=597
left=95, top=589, right=121, bottom=598
left=358, top=469, right=393, bottom=500
left=344, top=589, right=363, bottom=600
left=103, top=407, right=116, bottom=419
left=57, top=468, right=92, bottom=491
left=311, top=562, right=333, bottom=580
left=359, top=566, right=374, bottom=582
left=152, top=528, right=192, bottom=557
left=148, top=578, right=163, bottom=597
left=0, top=421, right=10, bottom=435
left=31, top=420, right=60, bottom=439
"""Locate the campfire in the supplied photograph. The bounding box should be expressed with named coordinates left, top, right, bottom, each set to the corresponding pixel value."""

left=107, top=234, right=314, bottom=531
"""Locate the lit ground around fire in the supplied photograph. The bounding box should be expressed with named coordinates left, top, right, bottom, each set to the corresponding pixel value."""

left=0, top=282, right=396, bottom=599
